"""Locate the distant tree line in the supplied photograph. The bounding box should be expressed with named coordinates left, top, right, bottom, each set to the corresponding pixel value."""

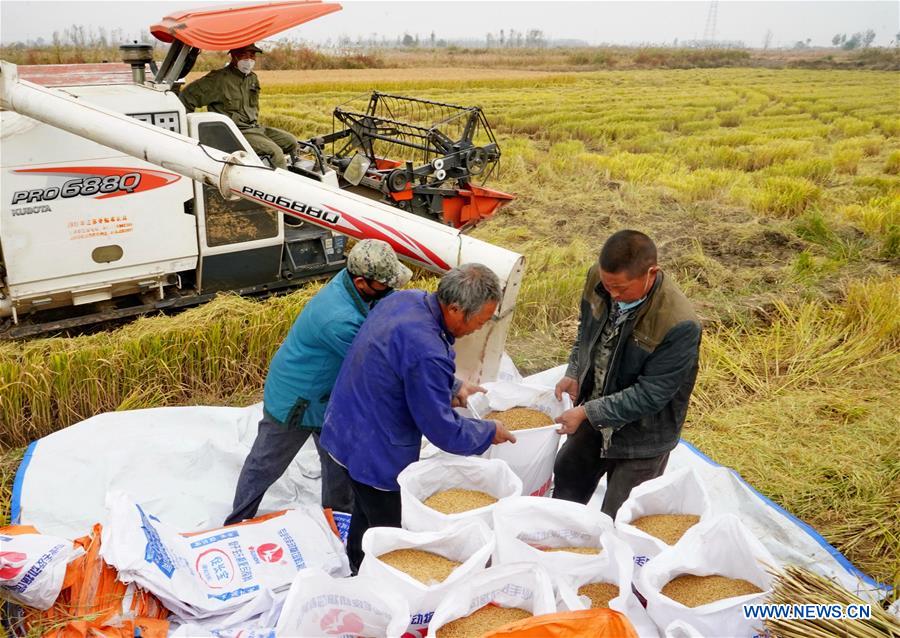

left=830, top=30, right=877, bottom=50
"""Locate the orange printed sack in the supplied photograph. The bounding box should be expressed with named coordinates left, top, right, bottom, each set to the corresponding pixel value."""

left=6, top=524, right=170, bottom=638
left=482, top=608, right=640, bottom=638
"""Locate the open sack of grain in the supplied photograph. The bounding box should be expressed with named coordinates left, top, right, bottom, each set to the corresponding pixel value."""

left=638, top=514, right=776, bottom=638
left=615, top=467, right=712, bottom=572
left=359, top=520, right=494, bottom=635
left=428, top=562, right=557, bottom=637
left=553, top=532, right=660, bottom=638
left=274, top=567, right=410, bottom=637
left=99, top=491, right=349, bottom=625
left=491, top=496, right=612, bottom=576
left=398, top=456, right=522, bottom=532
left=468, top=381, right=571, bottom=496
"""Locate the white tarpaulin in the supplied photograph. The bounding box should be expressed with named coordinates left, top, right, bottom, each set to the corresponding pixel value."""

left=11, top=365, right=889, bottom=604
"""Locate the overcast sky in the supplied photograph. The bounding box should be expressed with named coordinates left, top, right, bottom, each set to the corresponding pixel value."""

left=2, top=0, right=898, bottom=48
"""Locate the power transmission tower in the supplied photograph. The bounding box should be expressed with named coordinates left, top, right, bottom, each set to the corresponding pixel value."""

left=703, top=0, right=719, bottom=44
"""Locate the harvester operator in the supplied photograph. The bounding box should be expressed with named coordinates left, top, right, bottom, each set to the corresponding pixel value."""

left=320, top=264, right=517, bottom=573
left=179, top=43, right=298, bottom=169
left=552, top=230, right=702, bottom=518
left=224, top=239, right=412, bottom=526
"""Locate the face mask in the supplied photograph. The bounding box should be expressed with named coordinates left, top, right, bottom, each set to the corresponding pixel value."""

left=236, top=59, right=255, bottom=75
left=362, top=287, right=392, bottom=303
left=615, top=297, right=646, bottom=313
left=356, top=277, right=392, bottom=303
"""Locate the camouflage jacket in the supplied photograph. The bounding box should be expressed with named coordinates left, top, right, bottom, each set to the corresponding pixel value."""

left=179, top=65, right=260, bottom=130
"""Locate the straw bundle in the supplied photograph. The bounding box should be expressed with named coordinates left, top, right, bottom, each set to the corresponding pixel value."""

left=435, top=605, right=532, bottom=638
left=423, top=489, right=497, bottom=514
left=764, top=565, right=900, bottom=638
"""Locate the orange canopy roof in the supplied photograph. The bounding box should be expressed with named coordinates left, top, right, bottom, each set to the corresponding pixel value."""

left=150, top=1, right=342, bottom=50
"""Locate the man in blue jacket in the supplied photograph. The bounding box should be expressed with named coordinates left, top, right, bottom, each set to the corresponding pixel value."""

left=224, top=239, right=412, bottom=525
left=320, top=263, right=517, bottom=572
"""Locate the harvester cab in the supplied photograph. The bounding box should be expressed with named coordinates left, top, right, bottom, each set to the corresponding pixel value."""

left=1, top=1, right=351, bottom=338
left=0, top=1, right=524, bottom=382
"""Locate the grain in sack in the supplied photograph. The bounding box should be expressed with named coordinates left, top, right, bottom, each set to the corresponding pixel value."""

left=398, top=456, right=521, bottom=532
left=360, top=520, right=493, bottom=635
left=469, top=381, right=570, bottom=496
left=491, top=496, right=612, bottom=578
left=429, top=563, right=557, bottom=637
left=638, top=514, right=775, bottom=638
left=615, top=467, right=712, bottom=572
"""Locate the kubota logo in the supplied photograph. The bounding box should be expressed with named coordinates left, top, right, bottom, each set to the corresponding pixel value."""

left=319, top=609, right=364, bottom=635
left=0, top=551, right=29, bottom=580
left=255, top=543, right=283, bottom=563
left=10, top=167, right=181, bottom=205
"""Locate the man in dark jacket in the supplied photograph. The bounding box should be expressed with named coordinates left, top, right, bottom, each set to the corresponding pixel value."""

left=552, top=230, right=701, bottom=518
left=320, top=263, right=517, bottom=572
left=180, top=44, right=297, bottom=169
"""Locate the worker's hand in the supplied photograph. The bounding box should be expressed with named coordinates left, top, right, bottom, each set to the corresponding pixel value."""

left=492, top=420, right=517, bottom=445
left=555, top=376, right=579, bottom=401
left=452, top=381, right=486, bottom=408
left=555, top=405, right=587, bottom=436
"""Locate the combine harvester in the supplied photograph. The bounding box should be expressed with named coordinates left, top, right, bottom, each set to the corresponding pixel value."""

left=3, top=4, right=891, bottom=634
left=0, top=0, right=517, bottom=364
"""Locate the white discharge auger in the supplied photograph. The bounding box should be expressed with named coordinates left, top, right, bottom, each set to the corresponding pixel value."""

left=0, top=60, right=524, bottom=381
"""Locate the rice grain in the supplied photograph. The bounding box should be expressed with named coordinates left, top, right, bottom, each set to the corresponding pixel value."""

left=423, top=488, right=498, bottom=514
left=661, top=574, right=763, bottom=607
left=377, top=549, right=462, bottom=585
left=485, top=407, right=553, bottom=431
left=631, top=514, right=700, bottom=545
left=577, top=582, right=619, bottom=608
left=435, top=605, right=532, bottom=638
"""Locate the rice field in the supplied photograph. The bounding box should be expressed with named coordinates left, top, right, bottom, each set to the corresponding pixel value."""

left=1, top=66, right=897, bottom=594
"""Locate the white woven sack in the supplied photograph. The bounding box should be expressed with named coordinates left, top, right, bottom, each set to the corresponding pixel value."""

left=397, top=456, right=522, bottom=532
left=554, top=533, right=659, bottom=638
left=428, top=563, right=557, bottom=634
left=275, top=568, right=409, bottom=637
left=359, top=520, right=493, bottom=635
left=0, top=530, right=82, bottom=610
left=615, top=467, right=712, bottom=572
left=491, top=496, right=613, bottom=577
left=100, top=491, right=349, bottom=620
left=664, top=620, right=705, bottom=638
left=639, top=514, right=776, bottom=638
left=469, top=383, right=570, bottom=496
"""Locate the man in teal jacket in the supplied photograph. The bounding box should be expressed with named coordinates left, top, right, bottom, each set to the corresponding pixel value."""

left=224, top=239, right=412, bottom=525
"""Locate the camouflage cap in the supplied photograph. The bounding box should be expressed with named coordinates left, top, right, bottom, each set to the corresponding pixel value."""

left=229, top=43, right=264, bottom=55
left=347, top=239, right=412, bottom=288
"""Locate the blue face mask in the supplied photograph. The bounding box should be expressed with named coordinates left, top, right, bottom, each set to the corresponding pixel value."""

left=615, top=297, right=646, bottom=313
